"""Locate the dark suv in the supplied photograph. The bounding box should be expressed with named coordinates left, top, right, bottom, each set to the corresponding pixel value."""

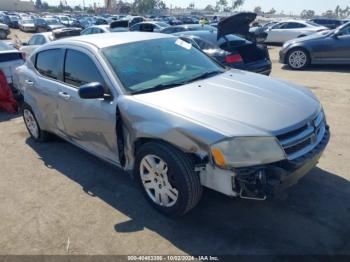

left=310, top=18, right=343, bottom=29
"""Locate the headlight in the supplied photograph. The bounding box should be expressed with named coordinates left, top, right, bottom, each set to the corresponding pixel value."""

left=211, top=137, right=286, bottom=168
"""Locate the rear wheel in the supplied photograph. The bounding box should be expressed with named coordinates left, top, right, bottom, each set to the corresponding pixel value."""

left=134, top=142, right=202, bottom=217
left=287, top=48, right=310, bottom=70
left=22, top=104, right=51, bottom=142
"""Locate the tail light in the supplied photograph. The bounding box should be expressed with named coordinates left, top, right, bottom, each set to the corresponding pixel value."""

left=225, top=54, right=243, bottom=64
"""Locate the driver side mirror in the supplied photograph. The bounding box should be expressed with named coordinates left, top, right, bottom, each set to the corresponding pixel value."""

left=78, top=82, right=108, bottom=99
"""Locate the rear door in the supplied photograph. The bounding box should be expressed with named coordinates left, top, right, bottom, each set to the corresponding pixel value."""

left=25, top=48, right=66, bottom=133
left=58, top=47, right=119, bottom=163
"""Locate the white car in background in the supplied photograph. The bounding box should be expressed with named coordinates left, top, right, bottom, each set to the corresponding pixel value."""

left=19, top=17, right=36, bottom=32
left=265, top=20, right=327, bottom=43
left=20, top=32, right=53, bottom=56
left=0, top=41, right=24, bottom=97
left=80, top=25, right=128, bottom=35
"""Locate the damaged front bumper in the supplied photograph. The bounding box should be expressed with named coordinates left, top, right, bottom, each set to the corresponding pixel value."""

left=200, top=126, right=330, bottom=200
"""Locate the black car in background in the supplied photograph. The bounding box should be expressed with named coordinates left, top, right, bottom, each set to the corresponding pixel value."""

left=310, top=18, right=343, bottom=29
left=174, top=13, right=272, bottom=75
left=280, top=22, right=350, bottom=69
left=8, top=15, right=19, bottom=28
left=34, top=18, right=65, bottom=32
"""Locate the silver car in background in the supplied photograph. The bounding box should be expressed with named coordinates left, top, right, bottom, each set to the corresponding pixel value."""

left=15, top=33, right=330, bottom=216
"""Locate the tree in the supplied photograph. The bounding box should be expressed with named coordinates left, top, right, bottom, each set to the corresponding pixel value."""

left=267, top=8, right=276, bottom=15
left=254, top=6, right=262, bottom=14
left=215, top=0, right=228, bottom=12
left=188, top=3, right=195, bottom=10
left=300, top=9, right=315, bottom=19
left=132, top=0, right=167, bottom=14
left=232, top=0, right=244, bottom=10
left=35, top=0, right=42, bottom=9
left=204, top=5, right=215, bottom=12
left=322, top=10, right=337, bottom=18
left=73, top=5, right=82, bottom=11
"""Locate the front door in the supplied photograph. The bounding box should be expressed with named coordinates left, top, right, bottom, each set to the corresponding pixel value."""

left=58, top=48, right=119, bottom=164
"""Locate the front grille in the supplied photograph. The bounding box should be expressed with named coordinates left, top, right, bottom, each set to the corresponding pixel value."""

left=277, top=111, right=326, bottom=160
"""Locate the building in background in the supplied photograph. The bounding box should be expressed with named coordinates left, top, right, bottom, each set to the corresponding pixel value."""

left=0, top=0, right=35, bottom=12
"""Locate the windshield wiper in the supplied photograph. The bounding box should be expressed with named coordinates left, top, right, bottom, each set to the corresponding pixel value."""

left=132, top=81, right=185, bottom=95
left=186, top=70, right=223, bottom=83
left=131, top=70, right=223, bottom=95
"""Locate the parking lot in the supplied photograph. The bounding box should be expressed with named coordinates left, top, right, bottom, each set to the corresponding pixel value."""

left=0, top=29, right=350, bottom=255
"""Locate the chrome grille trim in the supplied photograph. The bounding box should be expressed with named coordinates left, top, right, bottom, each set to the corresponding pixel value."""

left=277, top=111, right=326, bottom=160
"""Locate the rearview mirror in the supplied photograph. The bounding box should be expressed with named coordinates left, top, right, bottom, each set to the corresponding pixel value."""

left=78, top=82, right=105, bottom=99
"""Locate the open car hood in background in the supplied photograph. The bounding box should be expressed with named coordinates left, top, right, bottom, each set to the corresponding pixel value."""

left=217, top=12, right=257, bottom=39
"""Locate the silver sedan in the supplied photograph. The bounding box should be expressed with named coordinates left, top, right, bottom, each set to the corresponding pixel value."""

left=15, top=32, right=329, bottom=216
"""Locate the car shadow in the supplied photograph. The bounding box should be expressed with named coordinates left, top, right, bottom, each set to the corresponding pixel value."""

left=0, top=111, right=21, bottom=122
left=281, top=64, right=350, bottom=73
left=26, top=138, right=350, bottom=255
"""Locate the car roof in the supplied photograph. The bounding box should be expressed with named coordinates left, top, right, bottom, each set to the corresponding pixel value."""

left=54, top=32, right=174, bottom=49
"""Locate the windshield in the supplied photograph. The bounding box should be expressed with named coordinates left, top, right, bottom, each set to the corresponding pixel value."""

left=102, top=38, right=224, bottom=94
left=306, top=21, right=321, bottom=27
left=156, top=22, right=169, bottom=28
left=46, top=19, right=60, bottom=25
left=23, top=19, right=34, bottom=24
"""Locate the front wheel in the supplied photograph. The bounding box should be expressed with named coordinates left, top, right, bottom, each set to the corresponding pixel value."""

left=287, top=48, right=310, bottom=70
left=134, top=142, right=202, bottom=217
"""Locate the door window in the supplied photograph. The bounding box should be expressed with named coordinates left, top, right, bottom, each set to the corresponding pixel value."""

left=282, top=22, right=306, bottom=29
left=64, top=49, right=105, bottom=88
left=35, top=49, right=65, bottom=80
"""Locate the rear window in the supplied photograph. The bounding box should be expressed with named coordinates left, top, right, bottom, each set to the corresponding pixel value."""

left=0, top=52, right=23, bottom=62
left=35, top=49, right=64, bottom=80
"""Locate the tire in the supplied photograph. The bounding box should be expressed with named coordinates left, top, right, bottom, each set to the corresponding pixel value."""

left=22, top=103, right=51, bottom=142
left=134, top=141, right=202, bottom=217
left=286, top=48, right=310, bottom=70
left=0, top=30, right=7, bottom=40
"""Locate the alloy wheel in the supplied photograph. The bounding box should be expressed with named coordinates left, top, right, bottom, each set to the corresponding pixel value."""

left=140, top=154, right=179, bottom=207
left=288, top=50, right=307, bottom=69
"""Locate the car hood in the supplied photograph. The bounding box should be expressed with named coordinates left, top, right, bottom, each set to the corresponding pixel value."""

left=131, top=70, right=320, bottom=137
left=217, top=12, right=257, bottom=39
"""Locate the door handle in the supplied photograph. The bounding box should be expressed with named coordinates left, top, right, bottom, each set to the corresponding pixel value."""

left=58, top=92, right=71, bottom=100
left=25, top=79, right=35, bottom=86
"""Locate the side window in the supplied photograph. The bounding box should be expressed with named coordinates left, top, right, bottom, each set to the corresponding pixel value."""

left=64, top=49, right=105, bottom=88
left=28, top=36, right=37, bottom=45
left=272, top=23, right=284, bottom=29
left=130, top=24, right=140, bottom=31
left=194, top=38, right=215, bottom=50
left=283, top=23, right=306, bottom=29
left=140, top=24, right=154, bottom=32
left=340, top=25, right=350, bottom=36
left=36, top=35, right=46, bottom=45
left=81, top=28, right=92, bottom=35
left=35, top=49, right=65, bottom=80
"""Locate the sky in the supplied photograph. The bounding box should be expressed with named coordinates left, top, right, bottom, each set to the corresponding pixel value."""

left=42, top=0, right=350, bottom=15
